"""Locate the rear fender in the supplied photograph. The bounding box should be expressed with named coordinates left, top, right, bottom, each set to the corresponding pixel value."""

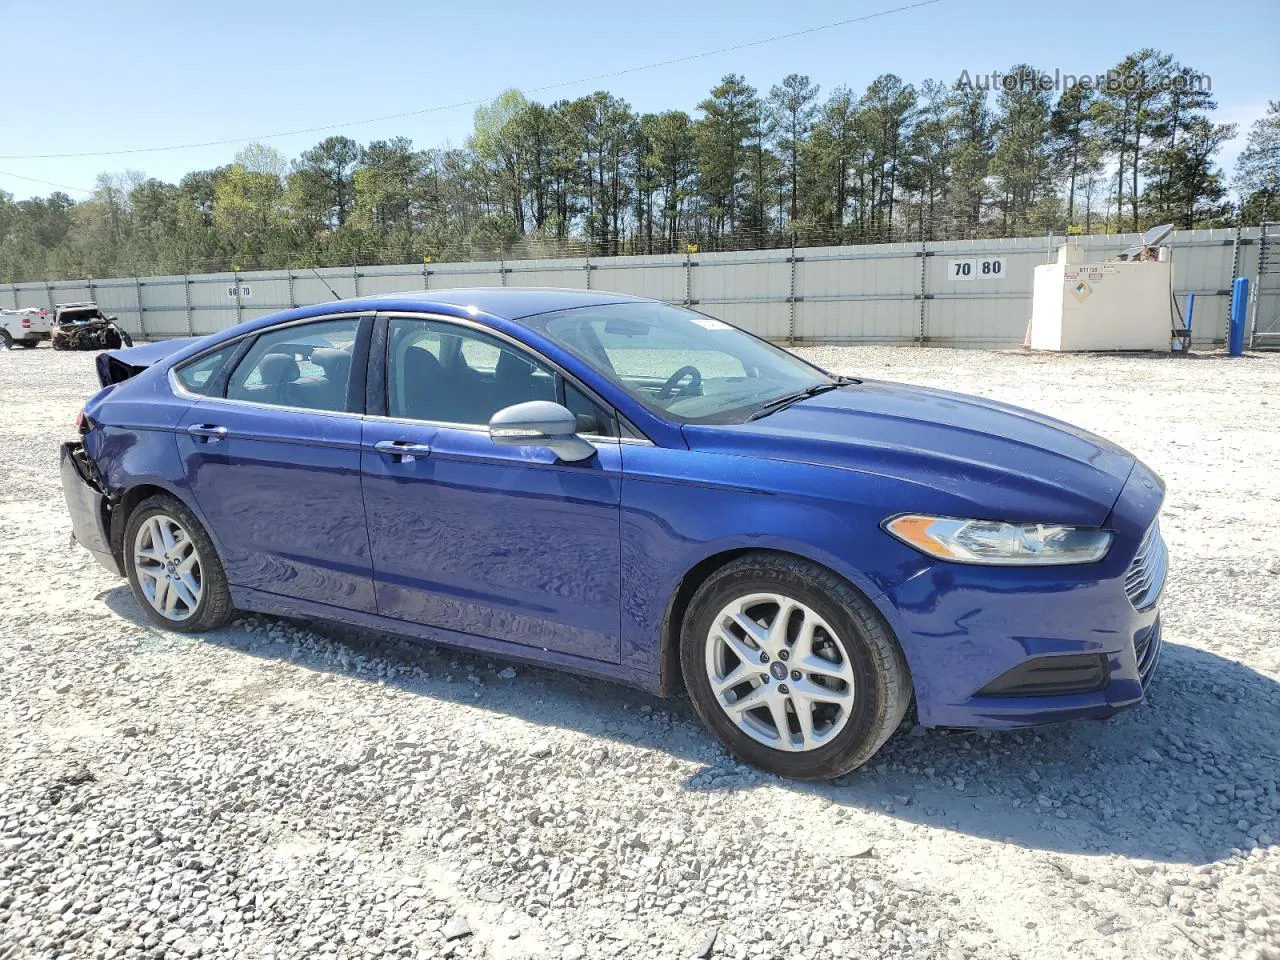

left=88, top=419, right=222, bottom=567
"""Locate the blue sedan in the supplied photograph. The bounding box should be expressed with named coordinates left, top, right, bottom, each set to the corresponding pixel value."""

left=60, top=289, right=1166, bottom=780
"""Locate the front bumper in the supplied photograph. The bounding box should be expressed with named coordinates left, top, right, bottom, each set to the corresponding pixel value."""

left=60, top=441, right=122, bottom=576
left=883, top=460, right=1166, bottom=729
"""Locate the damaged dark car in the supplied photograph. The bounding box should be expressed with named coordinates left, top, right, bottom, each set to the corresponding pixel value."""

left=51, top=302, right=134, bottom=351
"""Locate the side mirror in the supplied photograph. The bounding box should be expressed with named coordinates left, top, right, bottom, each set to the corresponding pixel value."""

left=488, top=400, right=596, bottom=462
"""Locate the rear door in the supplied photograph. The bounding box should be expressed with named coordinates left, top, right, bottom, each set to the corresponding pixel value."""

left=359, top=314, right=623, bottom=662
left=175, top=314, right=377, bottom=612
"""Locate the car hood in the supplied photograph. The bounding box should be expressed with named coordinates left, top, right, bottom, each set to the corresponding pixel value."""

left=681, top=380, right=1136, bottom=526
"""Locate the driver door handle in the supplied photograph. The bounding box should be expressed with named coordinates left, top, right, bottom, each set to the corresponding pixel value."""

left=372, top=439, right=433, bottom=462
left=187, top=424, right=228, bottom=442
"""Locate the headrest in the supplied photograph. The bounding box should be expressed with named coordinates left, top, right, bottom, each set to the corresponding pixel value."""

left=495, top=349, right=534, bottom=378
left=258, top=353, right=300, bottom=386
left=403, top=345, right=442, bottom=379
left=310, top=347, right=351, bottom=378
left=437, top=335, right=463, bottom=368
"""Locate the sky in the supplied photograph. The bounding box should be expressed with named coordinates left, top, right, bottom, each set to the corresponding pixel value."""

left=2, top=0, right=1277, bottom=201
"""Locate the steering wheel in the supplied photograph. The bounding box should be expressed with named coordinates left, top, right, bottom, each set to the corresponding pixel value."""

left=658, top=364, right=702, bottom=400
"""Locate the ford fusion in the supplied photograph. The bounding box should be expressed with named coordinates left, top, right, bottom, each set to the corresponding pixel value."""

left=61, top=290, right=1166, bottom=780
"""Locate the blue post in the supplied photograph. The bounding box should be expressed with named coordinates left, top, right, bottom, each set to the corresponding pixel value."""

left=1184, top=292, right=1194, bottom=335
left=1228, top=277, right=1248, bottom=356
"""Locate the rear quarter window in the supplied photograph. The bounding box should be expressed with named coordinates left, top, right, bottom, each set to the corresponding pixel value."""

left=174, top=345, right=238, bottom=395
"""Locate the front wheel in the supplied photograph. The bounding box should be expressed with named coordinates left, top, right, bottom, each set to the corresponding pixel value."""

left=124, top=495, right=234, bottom=632
left=681, top=553, right=912, bottom=780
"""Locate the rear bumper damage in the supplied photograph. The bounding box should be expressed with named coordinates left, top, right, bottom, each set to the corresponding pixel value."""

left=60, top=441, right=122, bottom=576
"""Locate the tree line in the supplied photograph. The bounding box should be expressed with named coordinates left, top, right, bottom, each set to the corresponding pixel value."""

left=2, top=49, right=1277, bottom=284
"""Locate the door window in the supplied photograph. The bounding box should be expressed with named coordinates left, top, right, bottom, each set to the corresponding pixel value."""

left=226, top=318, right=360, bottom=412
left=387, top=318, right=558, bottom=425
left=564, top=380, right=616, bottom=437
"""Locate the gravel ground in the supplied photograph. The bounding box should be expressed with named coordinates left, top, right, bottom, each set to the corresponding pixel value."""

left=1, top=344, right=1278, bottom=960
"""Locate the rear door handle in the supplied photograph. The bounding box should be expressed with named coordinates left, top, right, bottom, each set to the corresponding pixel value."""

left=187, top=424, right=228, bottom=442
left=372, top=439, right=433, bottom=462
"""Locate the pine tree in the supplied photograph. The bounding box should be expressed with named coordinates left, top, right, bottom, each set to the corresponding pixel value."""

left=1050, top=84, right=1101, bottom=228
left=644, top=111, right=697, bottom=249
left=766, top=74, right=820, bottom=229
left=1235, top=101, right=1280, bottom=223
left=696, top=75, right=761, bottom=244
left=990, top=65, right=1056, bottom=233
left=946, top=86, right=993, bottom=237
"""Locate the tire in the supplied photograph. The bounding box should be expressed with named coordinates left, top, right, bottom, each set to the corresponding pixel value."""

left=123, top=494, right=234, bottom=633
left=680, top=552, right=911, bottom=781
left=118, top=328, right=134, bottom=348
left=0, top=330, right=11, bottom=350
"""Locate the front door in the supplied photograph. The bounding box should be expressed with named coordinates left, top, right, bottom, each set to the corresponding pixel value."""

left=176, top=315, right=377, bottom=613
left=360, top=315, right=623, bottom=662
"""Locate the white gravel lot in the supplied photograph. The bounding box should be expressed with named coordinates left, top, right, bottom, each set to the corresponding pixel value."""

left=1, top=344, right=1278, bottom=960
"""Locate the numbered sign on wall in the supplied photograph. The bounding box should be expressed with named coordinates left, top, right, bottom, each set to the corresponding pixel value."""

left=225, top=284, right=252, bottom=299
left=949, top=258, right=1006, bottom=281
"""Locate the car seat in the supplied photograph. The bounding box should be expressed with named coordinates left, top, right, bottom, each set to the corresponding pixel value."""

left=241, top=353, right=300, bottom=406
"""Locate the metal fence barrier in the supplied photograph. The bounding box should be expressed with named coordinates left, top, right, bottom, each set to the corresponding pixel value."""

left=4, top=227, right=1263, bottom=347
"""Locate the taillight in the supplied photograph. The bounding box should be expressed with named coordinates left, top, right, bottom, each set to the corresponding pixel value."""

left=22, top=318, right=31, bottom=329
left=76, top=410, right=90, bottom=434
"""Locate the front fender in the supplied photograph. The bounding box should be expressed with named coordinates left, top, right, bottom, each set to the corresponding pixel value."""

left=618, top=444, right=933, bottom=691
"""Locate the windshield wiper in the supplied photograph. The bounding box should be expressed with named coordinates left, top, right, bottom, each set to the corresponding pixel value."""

left=748, top=381, right=846, bottom=421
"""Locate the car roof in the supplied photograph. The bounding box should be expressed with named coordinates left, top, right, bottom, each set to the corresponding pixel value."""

left=204, top=288, right=655, bottom=356
left=368, top=287, right=645, bottom=320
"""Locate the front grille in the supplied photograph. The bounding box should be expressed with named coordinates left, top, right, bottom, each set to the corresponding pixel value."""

left=1134, top=618, right=1163, bottom=686
left=1124, top=521, right=1167, bottom=611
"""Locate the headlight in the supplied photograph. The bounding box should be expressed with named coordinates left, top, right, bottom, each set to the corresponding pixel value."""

left=883, top=514, right=1112, bottom=565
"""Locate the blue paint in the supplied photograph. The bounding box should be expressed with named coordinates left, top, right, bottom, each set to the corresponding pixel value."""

left=361, top=418, right=624, bottom=661
left=176, top=400, right=378, bottom=613
left=64, top=289, right=1167, bottom=730
left=1229, top=276, right=1249, bottom=355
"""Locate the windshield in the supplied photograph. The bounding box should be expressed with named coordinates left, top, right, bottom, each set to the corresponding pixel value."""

left=58, top=308, right=105, bottom=323
left=527, top=301, right=834, bottom=423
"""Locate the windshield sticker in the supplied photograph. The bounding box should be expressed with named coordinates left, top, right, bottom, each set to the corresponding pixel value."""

left=688, top=316, right=731, bottom=330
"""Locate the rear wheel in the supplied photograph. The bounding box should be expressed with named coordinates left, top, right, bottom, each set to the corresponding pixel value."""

left=124, top=495, right=233, bottom=632
left=0, top=330, right=11, bottom=350
left=681, top=553, right=911, bottom=780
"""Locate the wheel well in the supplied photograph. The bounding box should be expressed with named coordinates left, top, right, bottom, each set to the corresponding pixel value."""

left=659, top=547, right=906, bottom=700
left=660, top=549, right=752, bottom=697
left=662, top=547, right=870, bottom=698
left=108, top=483, right=172, bottom=564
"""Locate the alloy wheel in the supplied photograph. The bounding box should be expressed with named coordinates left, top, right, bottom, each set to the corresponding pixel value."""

left=704, top=592, right=857, bottom=752
left=132, top=514, right=203, bottom=622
